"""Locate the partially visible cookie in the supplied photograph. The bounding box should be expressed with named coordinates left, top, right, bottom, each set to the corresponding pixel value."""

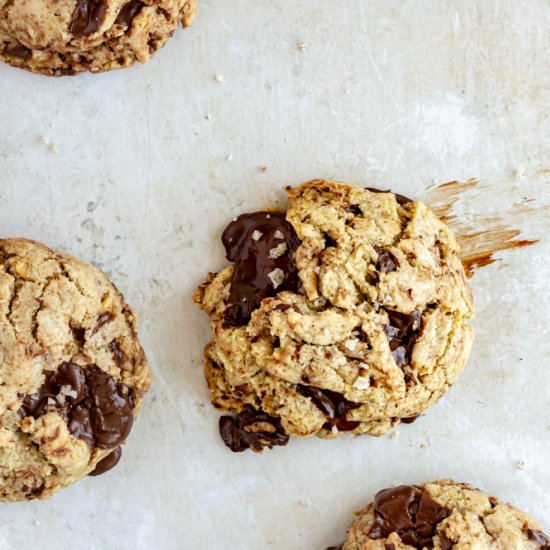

left=0, top=238, right=151, bottom=500
left=329, top=480, right=549, bottom=549
left=0, top=0, right=196, bottom=75
left=194, top=180, right=474, bottom=452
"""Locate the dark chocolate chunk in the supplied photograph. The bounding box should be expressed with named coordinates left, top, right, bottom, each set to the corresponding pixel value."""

left=115, top=0, right=145, bottom=27
left=401, top=414, right=420, bottom=424
left=219, top=407, right=289, bottom=453
left=92, top=312, right=114, bottom=335
left=326, top=546, right=343, bottom=550
left=88, top=446, right=122, bottom=476
left=70, top=0, right=108, bottom=37
left=369, top=485, right=450, bottom=548
left=383, top=309, right=422, bottom=368
left=365, top=187, right=413, bottom=206
left=222, top=212, right=301, bottom=326
left=20, top=363, right=134, bottom=450
left=526, top=529, right=550, bottom=548
left=3, top=43, right=32, bottom=61
left=296, top=385, right=360, bottom=431
left=374, top=246, right=399, bottom=273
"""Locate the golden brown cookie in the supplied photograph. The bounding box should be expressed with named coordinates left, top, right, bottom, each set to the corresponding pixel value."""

left=194, top=180, right=474, bottom=452
left=330, top=480, right=549, bottom=549
left=0, top=238, right=151, bottom=500
left=0, top=0, right=196, bottom=75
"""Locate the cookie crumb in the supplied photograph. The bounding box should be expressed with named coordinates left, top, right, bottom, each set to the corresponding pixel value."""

left=517, top=461, right=525, bottom=470
left=353, top=376, right=370, bottom=390
left=49, top=144, right=60, bottom=154
left=390, top=431, right=399, bottom=440
left=205, top=113, right=212, bottom=121
left=39, top=136, right=50, bottom=145
left=267, top=268, right=285, bottom=289
left=298, top=498, right=312, bottom=508
left=251, top=230, right=263, bottom=241
left=297, top=41, right=307, bottom=51
left=345, top=339, right=357, bottom=351
left=269, top=242, right=288, bottom=259
left=259, top=165, right=268, bottom=172
left=226, top=154, right=233, bottom=161
left=214, top=74, right=224, bottom=82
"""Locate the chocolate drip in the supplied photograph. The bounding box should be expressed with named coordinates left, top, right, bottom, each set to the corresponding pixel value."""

left=369, top=485, right=450, bottom=548
left=219, top=407, right=289, bottom=453
left=383, top=309, right=422, bottom=367
left=20, top=363, right=134, bottom=450
left=296, top=385, right=360, bottom=431
left=222, top=212, right=301, bottom=326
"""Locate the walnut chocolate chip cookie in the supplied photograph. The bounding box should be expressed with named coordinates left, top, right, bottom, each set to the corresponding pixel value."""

left=328, top=480, right=549, bottom=549
left=0, top=238, right=151, bottom=500
left=0, top=0, right=196, bottom=75
left=194, top=180, right=474, bottom=452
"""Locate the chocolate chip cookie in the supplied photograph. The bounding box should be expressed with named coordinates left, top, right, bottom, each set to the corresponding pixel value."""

left=0, top=0, right=196, bottom=75
left=0, top=238, right=151, bottom=500
left=194, top=180, right=474, bottom=452
left=329, top=480, right=549, bottom=549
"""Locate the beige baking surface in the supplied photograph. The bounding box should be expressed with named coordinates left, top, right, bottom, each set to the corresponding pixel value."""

left=0, top=1, right=548, bottom=548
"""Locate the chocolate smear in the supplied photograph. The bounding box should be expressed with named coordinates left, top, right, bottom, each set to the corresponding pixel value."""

left=369, top=485, right=450, bottom=548
left=296, top=385, right=360, bottom=431
left=70, top=0, right=108, bottom=37
left=383, top=309, right=422, bottom=368
left=219, top=407, right=289, bottom=453
left=426, top=179, right=538, bottom=278
left=366, top=187, right=413, bottom=206
left=88, top=446, right=122, bottom=476
left=20, top=363, right=134, bottom=450
left=222, top=212, right=301, bottom=326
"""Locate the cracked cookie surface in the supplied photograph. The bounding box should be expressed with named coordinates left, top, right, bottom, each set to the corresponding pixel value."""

left=331, top=480, right=549, bottom=549
left=194, top=180, right=474, bottom=451
left=0, top=238, right=151, bottom=500
left=0, top=0, right=196, bottom=75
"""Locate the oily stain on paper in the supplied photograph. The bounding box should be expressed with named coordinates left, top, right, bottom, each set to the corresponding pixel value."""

left=426, top=179, right=538, bottom=278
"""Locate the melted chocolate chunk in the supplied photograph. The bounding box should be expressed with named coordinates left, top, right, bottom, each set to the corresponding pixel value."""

left=526, top=529, right=550, bottom=548
left=70, top=0, right=108, bottom=37
left=365, top=187, right=413, bottom=206
left=20, top=363, right=134, bottom=450
left=222, top=212, right=301, bottom=326
left=296, top=385, right=360, bottom=431
left=3, top=43, right=32, bottom=61
left=88, top=446, right=122, bottom=476
left=374, top=246, right=399, bottom=273
left=219, top=407, right=289, bottom=452
left=115, top=0, right=145, bottom=27
left=383, top=309, right=422, bottom=368
left=369, top=485, right=450, bottom=548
